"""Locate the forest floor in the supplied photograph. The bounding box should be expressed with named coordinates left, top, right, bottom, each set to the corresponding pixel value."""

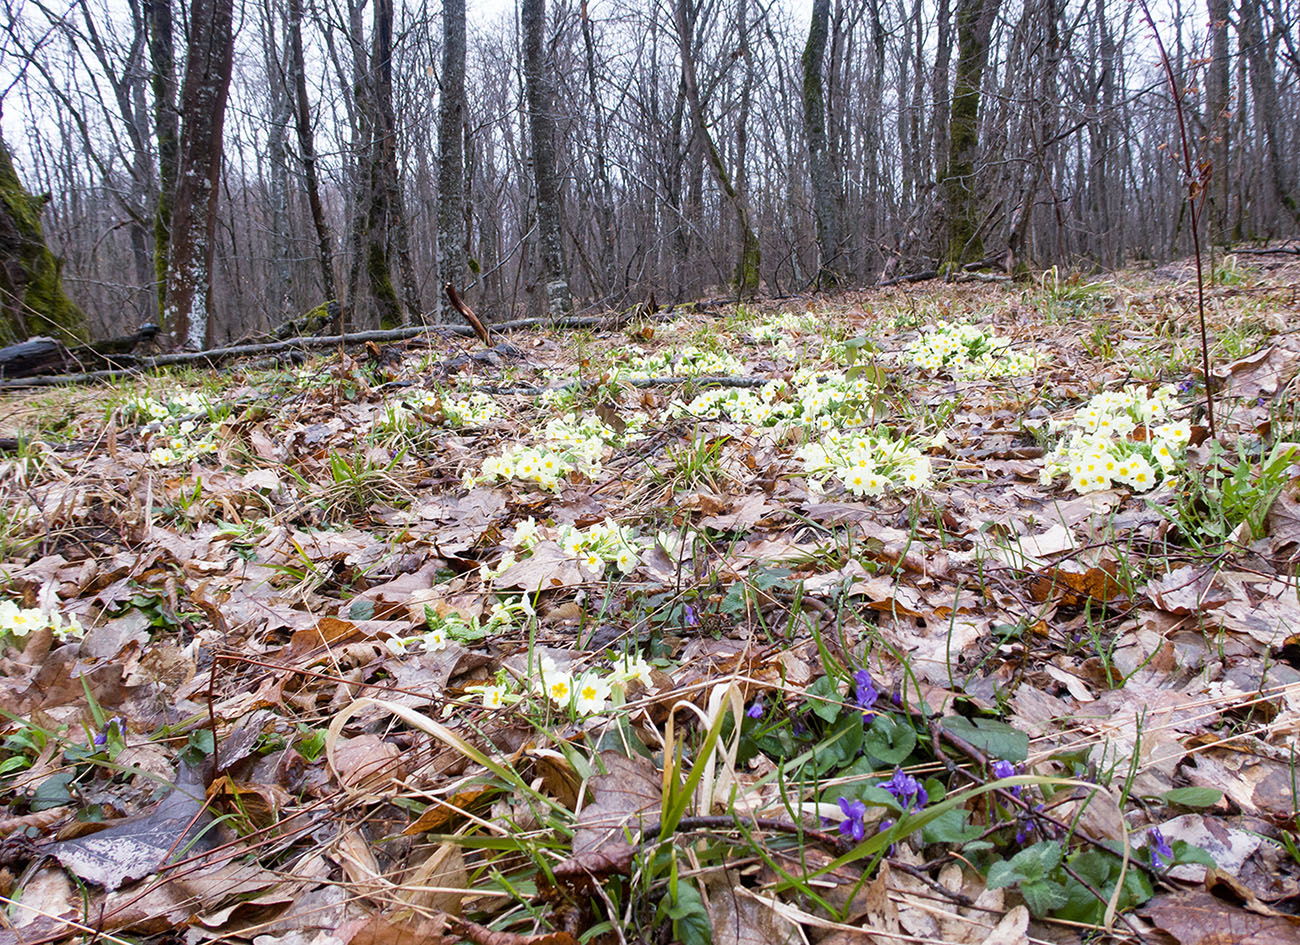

left=2, top=253, right=1300, bottom=945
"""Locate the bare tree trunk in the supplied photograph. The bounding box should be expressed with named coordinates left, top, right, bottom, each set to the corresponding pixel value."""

left=1205, top=0, right=1231, bottom=245
left=437, top=0, right=467, bottom=319
left=521, top=0, right=571, bottom=317
left=1239, top=0, right=1299, bottom=228
left=144, top=0, right=178, bottom=320
left=674, top=0, right=760, bottom=297
left=930, top=0, right=953, bottom=192
left=264, top=9, right=293, bottom=325
left=802, top=0, right=840, bottom=287
left=940, top=0, right=1001, bottom=267
left=287, top=0, right=336, bottom=311
left=579, top=0, right=617, bottom=299
left=162, top=0, right=235, bottom=349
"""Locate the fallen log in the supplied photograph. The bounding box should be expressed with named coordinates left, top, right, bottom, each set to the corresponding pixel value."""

left=0, top=307, right=698, bottom=389
left=0, top=335, right=66, bottom=378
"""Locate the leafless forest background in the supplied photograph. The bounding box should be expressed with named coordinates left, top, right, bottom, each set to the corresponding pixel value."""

left=2, top=0, right=1298, bottom=344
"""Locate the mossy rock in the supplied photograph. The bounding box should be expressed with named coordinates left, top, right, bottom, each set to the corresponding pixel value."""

left=0, top=133, right=88, bottom=346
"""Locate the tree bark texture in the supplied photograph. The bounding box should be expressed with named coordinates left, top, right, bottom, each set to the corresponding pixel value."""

left=1238, top=0, right=1299, bottom=227
left=437, top=0, right=467, bottom=321
left=162, top=0, right=234, bottom=349
left=674, top=0, right=760, bottom=298
left=941, top=0, right=1001, bottom=267
left=522, top=0, right=572, bottom=317
left=144, top=0, right=178, bottom=320
left=1205, top=0, right=1231, bottom=246
left=288, top=0, right=337, bottom=309
left=802, top=0, right=840, bottom=286
left=0, top=130, right=88, bottom=344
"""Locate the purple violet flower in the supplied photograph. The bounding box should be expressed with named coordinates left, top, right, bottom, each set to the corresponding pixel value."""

left=991, top=759, right=1023, bottom=798
left=838, top=797, right=867, bottom=842
left=1147, top=827, right=1174, bottom=868
left=746, top=698, right=765, bottom=719
left=1015, top=816, right=1033, bottom=846
left=881, top=768, right=928, bottom=812
left=852, top=669, right=878, bottom=720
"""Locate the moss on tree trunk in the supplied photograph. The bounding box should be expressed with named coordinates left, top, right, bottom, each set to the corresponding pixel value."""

left=0, top=133, right=87, bottom=346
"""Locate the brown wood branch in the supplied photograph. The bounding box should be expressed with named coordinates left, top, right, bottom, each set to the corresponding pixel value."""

left=444, top=282, right=492, bottom=347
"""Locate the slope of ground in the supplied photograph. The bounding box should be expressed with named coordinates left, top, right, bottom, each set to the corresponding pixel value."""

left=1, top=256, right=1299, bottom=945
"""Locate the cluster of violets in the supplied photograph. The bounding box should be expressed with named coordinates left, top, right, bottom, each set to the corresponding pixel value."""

left=1039, top=384, right=1190, bottom=494
left=404, top=389, right=500, bottom=427
left=672, top=369, right=877, bottom=431
left=0, top=598, right=83, bottom=643
left=479, top=517, right=644, bottom=583
left=796, top=430, right=933, bottom=498
left=468, top=414, right=632, bottom=491
left=905, top=320, right=1043, bottom=378
left=124, top=391, right=221, bottom=466
left=837, top=768, right=931, bottom=844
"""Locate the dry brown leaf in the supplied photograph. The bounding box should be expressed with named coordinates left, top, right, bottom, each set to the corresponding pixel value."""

left=1141, top=889, right=1300, bottom=944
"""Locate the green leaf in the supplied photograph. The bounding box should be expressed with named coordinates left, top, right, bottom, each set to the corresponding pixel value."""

left=665, top=881, right=711, bottom=945
left=941, top=715, right=1029, bottom=762
left=31, top=771, right=74, bottom=811
left=1161, top=787, right=1222, bottom=808
left=987, top=840, right=1062, bottom=887
left=863, top=713, right=917, bottom=765
left=1055, top=849, right=1154, bottom=924
left=810, top=711, right=864, bottom=775
left=922, top=807, right=983, bottom=844
left=1019, top=879, right=1070, bottom=915
left=805, top=675, right=843, bottom=724
left=1171, top=840, right=1217, bottom=868
left=188, top=728, right=215, bottom=756
left=348, top=599, right=376, bottom=621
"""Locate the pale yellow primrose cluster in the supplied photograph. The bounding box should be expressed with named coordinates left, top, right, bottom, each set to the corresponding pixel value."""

left=750, top=311, right=823, bottom=356
left=405, top=389, right=499, bottom=427
left=906, top=320, right=1042, bottom=378
left=124, top=391, right=220, bottom=466
left=1040, top=385, right=1189, bottom=494
left=383, top=597, right=535, bottom=657
left=673, top=368, right=877, bottom=431
left=480, top=517, right=643, bottom=581
left=797, top=431, right=933, bottom=498
left=0, top=599, right=84, bottom=643
left=468, top=414, right=632, bottom=491
left=617, top=345, right=746, bottom=378
left=526, top=652, right=656, bottom=715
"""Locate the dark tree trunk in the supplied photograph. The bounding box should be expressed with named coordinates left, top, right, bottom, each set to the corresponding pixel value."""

left=144, top=0, right=179, bottom=319
left=931, top=0, right=953, bottom=192
left=580, top=0, right=617, bottom=299
left=287, top=0, right=337, bottom=310
left=437, top=0, right=467, bottom=318
left=940, top=0, right=1001, bottom=267
left=522, top=0, right=571, bottom=316
left=0, top=129, right=88, bottom=345
left=161, top=0, right=234, bottom=349
left=1239, top=0, right=1299, bottom=228
left=674, top=0, right=760, bottom=297
left=1205, top=0, right=1231, bottom=245
left=802, top=0, right=840, bottom=286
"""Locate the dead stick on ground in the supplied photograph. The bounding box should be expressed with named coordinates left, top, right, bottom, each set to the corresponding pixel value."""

left=445, top=282, right=492, bottom=347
